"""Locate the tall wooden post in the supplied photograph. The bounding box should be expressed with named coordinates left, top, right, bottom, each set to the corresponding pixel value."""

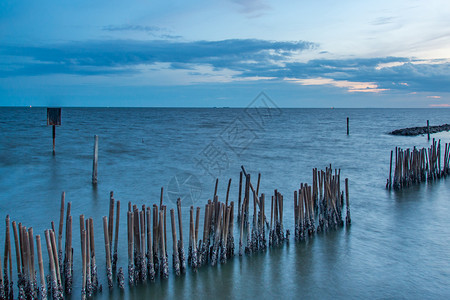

left=427, top=120, right=430, bottom=140
left=92, top=135, right=98, bottom=184
left=52, top=125, right=56, bottom=154
left=347, top=117, right=349, bottom=135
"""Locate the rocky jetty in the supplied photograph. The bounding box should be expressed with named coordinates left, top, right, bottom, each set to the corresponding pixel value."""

left=389, top=124, right=450, bottom=136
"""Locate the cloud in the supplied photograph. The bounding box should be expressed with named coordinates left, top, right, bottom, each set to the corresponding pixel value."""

left=1, top=38, right=450, bottom=94
left=0, top=39, right=315, bottom=77
left=427, top=95, right=441, bottom=99
left=102, top=24, right=182, bottom=39
left=230, top=0, right=270, bottom=16
left=284, top=77, right=389, bottom=93
left=429, top=104, right=450, bottom=107
left=370, top=16, right=395, bottom=26
left=103, top=25, right=164, bottom=33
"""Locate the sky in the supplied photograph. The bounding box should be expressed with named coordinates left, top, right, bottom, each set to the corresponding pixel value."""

left=1, top=0, right=450, bottom=107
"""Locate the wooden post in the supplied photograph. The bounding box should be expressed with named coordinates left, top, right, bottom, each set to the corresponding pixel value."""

left=347, top=117, right=349, bottom=135
left=28, top=227, right=36, bottom=285
left=345, top=178, right=351, bottom=225
left=170, top=209, right=180, bottom=276
left=427, top=120, right=430, bottom=140
left=102, top=216, right=113, bottom=288
left=112, top=200, right=120, bottom=272
left=4, top=216, right=12, bottom=282
left=238, top=171, right=242, bottom=221
left=92, top=135, right=98, bottom=184
left=226, top=178, right=232, bottom=208
left=127, top=211, right=134, bottom=285
left=88, top=218, right=98, bottom=291
left=35, top=235, right=46, bottom=299
left=50, top=230, right=62, bottom=289
left=44, top=230, right=58, bottom=297
left=214, top=178, right=219, bottom=200
left=146, top=207, right=155, bottom=280
left=108, top=195, right=114, bottom=252
left=85, top=221, right=91, bottom=296
left=388, top=150, right=393, bottom=189
left=52, top=125, right=56, bottom=155
left=58, top=192, right=65, bottom=268
left=81, top=229, right=87, bottom=299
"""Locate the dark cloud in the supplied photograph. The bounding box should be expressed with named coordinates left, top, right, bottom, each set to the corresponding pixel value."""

left=1, top=38, right=449, bottom=93
left=0, top=39, right=315, bottom=76
left=238, top=56, right=450, bottom=92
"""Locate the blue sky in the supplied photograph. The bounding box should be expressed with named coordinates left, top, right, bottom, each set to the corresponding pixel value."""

left=1, top=0, right=450, bottom=107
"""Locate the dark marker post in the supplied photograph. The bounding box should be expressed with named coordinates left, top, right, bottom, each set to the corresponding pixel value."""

left=347, top=117, right=349, bottom=135
left=47, top=108, right=61, bottom=154
left=427, top=120, right=430, bottom=140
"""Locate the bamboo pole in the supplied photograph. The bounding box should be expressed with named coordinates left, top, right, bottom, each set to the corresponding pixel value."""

left=159, top=211, right=168, bottom=279
left=146, top=207, right=155, bottom=280
left=92, top=135, right=98, bottom=184
left=238, top=171, right=243, bottom=221
left=35, top=235, right=46, bottom=299
left=44, top=230, right=58, bottom=298
left=139, top=209, right=147, bottom=282
left=102, top=216, right=113, bottom=288
left=88, top=218, right=98, bottom=292
left=127, top=211, right=134, bottom=286
left=170, top=209, right=180, bottom=276
left=113, top=200, right=120, bottom=272
left=176, top=199, right=186, bottom=273
left=85, top=220, right=92, bottom=296
left=226, top=178, right=232, bottom=208
left=108, top=194, right=114, bottom=254
left=81, top=229, right=87, bottom=299
left=18, top=223, right=24, bottom=275
left=58, top=192, right=65, bottom=268
left=28, top=227, right=36, bottom=290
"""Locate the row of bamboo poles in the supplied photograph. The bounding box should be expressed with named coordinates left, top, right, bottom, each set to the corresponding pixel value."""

left=0, top=192, right=73, bottom=300
left=386, top=139, right=450, bottom=190
left=0, top=166, right=351, bottom=299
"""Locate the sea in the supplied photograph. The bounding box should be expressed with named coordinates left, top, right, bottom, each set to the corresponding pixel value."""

left=0, top=107, right=449, bottom=299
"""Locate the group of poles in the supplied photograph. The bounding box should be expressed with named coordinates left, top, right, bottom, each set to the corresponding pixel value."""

left=0, top=165, right=351, bottom=299
left=0, top=193, right=74, bottom=300
left=386, top=139, right=450, bottom=190
left=294, top=167, right=351, bottom=241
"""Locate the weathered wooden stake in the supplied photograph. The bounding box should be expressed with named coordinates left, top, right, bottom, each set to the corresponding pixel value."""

left=170, top=209, right=180, bottom=276
left=112, top=200, right=120, bottom=272
left=58, top=192, right=65, bottom=268
left=81, top=229, right=87, bottom=300
left=102, top=216, right=113, bottom=289
left=92, top=135, right=99, bottom=184
left=36, top=235, right=46, bottom=299
left=347, top=117, right=349, bottom=135
left=44, top=230, right=59, bottom=298
left=52, top=125, right=56, bottom=155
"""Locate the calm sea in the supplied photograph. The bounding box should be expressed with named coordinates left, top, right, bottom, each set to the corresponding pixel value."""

left=0, top=107, right=449, bottom=299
